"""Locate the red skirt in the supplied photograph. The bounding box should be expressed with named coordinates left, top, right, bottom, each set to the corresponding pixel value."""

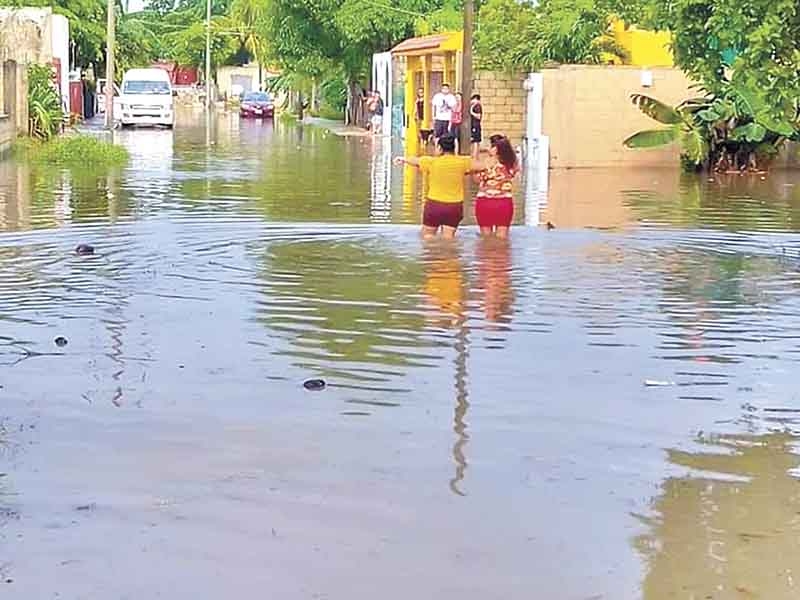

left=475, top=196, right=514, bottom=227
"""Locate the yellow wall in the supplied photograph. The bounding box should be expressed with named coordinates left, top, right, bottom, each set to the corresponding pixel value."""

left=611, top=20, right=674, bottom=67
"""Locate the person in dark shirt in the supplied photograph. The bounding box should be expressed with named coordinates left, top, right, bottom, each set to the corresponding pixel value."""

left=415, top=87, right=432, bottom=146
left=470, top=94, right=483, bottom=158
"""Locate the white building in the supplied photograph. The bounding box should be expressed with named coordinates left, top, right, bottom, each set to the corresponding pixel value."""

left=0, top=7, right=70, bottom=110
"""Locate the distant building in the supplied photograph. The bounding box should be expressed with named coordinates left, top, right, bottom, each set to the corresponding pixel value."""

left=0, top=7, right=70, bottom=110
left=216, top=63, right=279, bottom=100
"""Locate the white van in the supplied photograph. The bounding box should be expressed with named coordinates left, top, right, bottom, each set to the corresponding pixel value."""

left=117, top=68, right=175, bottom=128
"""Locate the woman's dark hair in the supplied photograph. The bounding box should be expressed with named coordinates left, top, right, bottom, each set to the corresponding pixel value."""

left=438, top=135, right=456, bottom=154
left=490, top=134, right=517, bottom=170
left=471, top=93, right=481, bottom=101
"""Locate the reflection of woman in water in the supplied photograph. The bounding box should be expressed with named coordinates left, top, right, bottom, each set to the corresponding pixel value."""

left=476, top=238, right=514, bottom=325
left=475, top=134, right=519, bottom=239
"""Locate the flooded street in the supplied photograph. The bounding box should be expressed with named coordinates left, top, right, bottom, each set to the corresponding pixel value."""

left=3, top=112, right=800, bottom=598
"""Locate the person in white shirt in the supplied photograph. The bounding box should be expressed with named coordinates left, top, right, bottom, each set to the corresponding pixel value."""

left=431, top=83, right=457, bottom=142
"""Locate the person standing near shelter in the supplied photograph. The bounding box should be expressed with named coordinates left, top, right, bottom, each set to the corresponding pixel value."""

left=469, top=94, right=483, bottom=158
left=450, top=92, right=464, bottom=147
left=432, top=83, right=456, bottom=143
left=415, top=87, right=432, bottom=146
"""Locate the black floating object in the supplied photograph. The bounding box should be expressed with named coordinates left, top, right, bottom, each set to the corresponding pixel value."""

left=303, top=378, right=326, bottom=391
left=75, top=244, right=95, bottom=256
left=546, top=221, right=555, bottom=230
left=54, top=336, right=68, bottom=347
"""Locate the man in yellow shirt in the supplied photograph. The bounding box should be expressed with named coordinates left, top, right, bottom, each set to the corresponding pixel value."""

left=394, top=135, right=483, bottom=239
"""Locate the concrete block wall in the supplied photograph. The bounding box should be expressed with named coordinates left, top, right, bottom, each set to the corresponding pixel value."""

left=540, top=65, right=693, bottom=168
left=0, top=116, right=13, bottom=155
left=472, top=71, right=527, bottom=148
left=3, top=60, right=28, bottom=135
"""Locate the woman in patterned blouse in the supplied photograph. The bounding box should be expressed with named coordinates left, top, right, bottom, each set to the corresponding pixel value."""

left=474, top=134, right=519, bottom=239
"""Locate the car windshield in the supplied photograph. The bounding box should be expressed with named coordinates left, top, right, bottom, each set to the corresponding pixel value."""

left=244, top=92, right=270, bottom=103
left=123, top=80, right=170, bottom=95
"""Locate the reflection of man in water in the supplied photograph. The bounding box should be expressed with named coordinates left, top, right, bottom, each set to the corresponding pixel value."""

left=423, top=242, right=465, bottom=329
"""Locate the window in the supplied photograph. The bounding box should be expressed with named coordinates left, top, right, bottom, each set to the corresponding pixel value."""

left=243, top=92, right=271, bottom=103
left=123, top=80, right=170, bottom=95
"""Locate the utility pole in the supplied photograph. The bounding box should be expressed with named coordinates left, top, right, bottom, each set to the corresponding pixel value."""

left=104, top=0, right=115, bottom=129
left=205, top=0, right=211, bottom=111
left=459, top=0, right=474, bottom=154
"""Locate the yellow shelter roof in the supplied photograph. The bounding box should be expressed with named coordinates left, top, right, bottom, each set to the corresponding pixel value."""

left=390, top=31, right=463, bottom=56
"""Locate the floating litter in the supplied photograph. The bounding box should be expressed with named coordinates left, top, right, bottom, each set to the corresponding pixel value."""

left=75, top=244, right=95, bottom=256
left=644, top=380, right=675, bottom=387
left=303, top=379, right=326, bottom=391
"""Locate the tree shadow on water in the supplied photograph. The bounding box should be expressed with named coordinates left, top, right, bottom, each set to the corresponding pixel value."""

left=634, top=432, right=800, bottom=599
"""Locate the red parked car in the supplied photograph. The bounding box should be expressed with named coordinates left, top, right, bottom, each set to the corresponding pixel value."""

left=240, top=91, right=274, bottom=118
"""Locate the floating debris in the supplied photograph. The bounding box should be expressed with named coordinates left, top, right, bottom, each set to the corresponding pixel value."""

left=75, top=244, right=95, bottom=256
left=303, top=379, right=326, bottom=391
left=54, top=336, right=68, bottom=347
left=644, top=380, right=676, bottom=387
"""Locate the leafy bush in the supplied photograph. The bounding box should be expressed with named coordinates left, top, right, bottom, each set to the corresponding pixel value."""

left=28, top=64, right=63, bottom=141
left=316, top=105, right=345, bottom=121
left=14, top=135, right=129, bottom=168
left=320, top=74, right=347, bottom=112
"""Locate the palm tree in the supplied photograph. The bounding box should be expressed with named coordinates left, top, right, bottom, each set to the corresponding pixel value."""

left=226, top=0, right=268, bottom=87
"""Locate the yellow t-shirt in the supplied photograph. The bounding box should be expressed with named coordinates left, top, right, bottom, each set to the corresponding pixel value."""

left=419, top=155, right=473, bottom=204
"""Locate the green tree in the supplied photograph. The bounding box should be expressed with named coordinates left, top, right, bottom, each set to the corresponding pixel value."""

left=262, top=0, right=459, bottom=124
left=475, top=0, right=642, bottom=72
left=648, top=0, right=800, bottom=136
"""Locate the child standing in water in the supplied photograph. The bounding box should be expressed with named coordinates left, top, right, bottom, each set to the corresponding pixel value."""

left=474, top=134, right=519, bottom=239
left=394, top=135, right=482, bottom=239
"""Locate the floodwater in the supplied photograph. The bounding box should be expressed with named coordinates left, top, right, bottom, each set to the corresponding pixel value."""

left=2, top=112, right=800, bottom=599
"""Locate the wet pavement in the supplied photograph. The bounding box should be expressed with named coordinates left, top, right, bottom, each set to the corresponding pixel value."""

left=2, top=112, right=800, bottom=598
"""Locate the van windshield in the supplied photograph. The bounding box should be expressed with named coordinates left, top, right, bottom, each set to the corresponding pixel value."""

left=123, top=80, right=170, bottom=95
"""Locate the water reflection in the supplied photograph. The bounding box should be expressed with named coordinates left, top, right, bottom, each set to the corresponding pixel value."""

left=476, top=238, right=514, bottom=326
left=637, top=433, right=800, bottom=599
left=0, top=160, right=129, bottom=230
left=420, top=243, right=471, bottom=494
left=5, top=112, right=800, bottom=596
left=369, top=135, right=392, bottom=222
left=258, top=238, right=429, bottom=390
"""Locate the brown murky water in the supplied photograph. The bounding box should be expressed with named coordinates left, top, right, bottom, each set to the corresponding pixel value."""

left=2, top=112, right=800, bottom=599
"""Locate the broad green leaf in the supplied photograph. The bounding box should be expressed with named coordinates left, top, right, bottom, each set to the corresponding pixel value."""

left=630, top=94, right=683, bottom=125
left=697, top=108, right=720, bottom=122
left=678, top=97, right=713, bottom=114
left=731, top=122, right=767, bottom=143
left=623, top=128, right=679, bottom=148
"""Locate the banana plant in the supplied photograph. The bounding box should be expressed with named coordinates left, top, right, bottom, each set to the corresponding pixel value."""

left=623, top=94, right=711, bottom=169
left=27, top=64, right=63, bottom=141
left=624, top=85, right=798, bottom=172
